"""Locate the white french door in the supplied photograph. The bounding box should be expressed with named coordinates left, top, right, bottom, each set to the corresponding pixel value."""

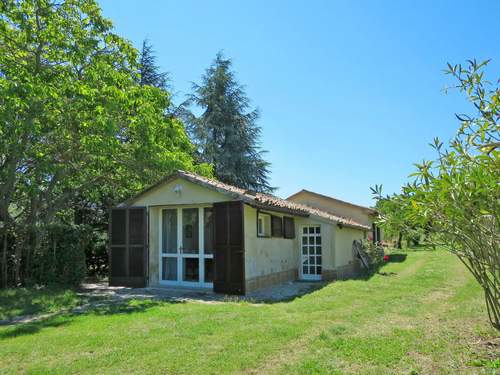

left=300, top=225, right=322, bottom=280
left=159, top=206, right=214, bottom=288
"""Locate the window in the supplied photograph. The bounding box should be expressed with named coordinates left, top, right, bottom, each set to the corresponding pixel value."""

left=283, top=216, right=295, bottom=239
left=271, top=215, right=283, bottom=237
left=257, top=212, right=271, bottom=237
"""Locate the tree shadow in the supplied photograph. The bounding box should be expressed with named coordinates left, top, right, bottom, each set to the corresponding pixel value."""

left=403, top=244, right=438, bottom=252
left=0, top=298, right=181, bottom=339
left=0, top=317, right=71, bottom=339
left=352, top=252, right=409, bottom=281
left=243, top=281, right=329, bottom=304
left=387, top=253, right=407, bottom=263
left=0, top=287, right=80, bottom=321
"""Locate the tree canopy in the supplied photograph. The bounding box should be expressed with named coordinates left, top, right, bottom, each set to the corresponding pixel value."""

left=139, top=39, right=169, bottom=90
left=0, top=0, right=210, bottom=286
left=186, top=52, right=274, bottom=193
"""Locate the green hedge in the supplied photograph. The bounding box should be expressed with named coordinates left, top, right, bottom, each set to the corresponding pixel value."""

left=29, top=225, right=89, bottom=287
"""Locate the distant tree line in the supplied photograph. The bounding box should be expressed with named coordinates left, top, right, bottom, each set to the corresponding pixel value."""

left=0, top=0, right=272, bottom=287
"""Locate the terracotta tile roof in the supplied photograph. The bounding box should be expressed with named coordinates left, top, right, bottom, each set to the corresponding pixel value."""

left=287, top=189, right=378, bottom=215
left=125, top=170, right=371, bottom=231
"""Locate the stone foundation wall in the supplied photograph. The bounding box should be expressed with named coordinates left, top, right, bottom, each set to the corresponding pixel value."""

left=245, top=259, right=363, bottom=293
left=245, top=269, right=298, bottom=293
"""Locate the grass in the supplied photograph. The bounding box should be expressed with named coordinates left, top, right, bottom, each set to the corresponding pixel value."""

left=0, top=248, right=498, bottom=374
left=0, top=287, right=83, bottom=321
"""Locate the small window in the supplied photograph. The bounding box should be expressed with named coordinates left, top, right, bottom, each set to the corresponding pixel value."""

left=271, top=215, right=283, bottom=237
left=257, top=212, right=271, bottom=237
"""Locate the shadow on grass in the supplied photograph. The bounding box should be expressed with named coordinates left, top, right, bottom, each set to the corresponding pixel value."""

left=0, top=287, right=80, bottom=321
left=353, top=252, right=409, bottom=281
left=0, top=317, right=71, bottom=339
left=402, top=244, right=438, bottom=252
left=387, top=253, right=407, bottom=263
left=247, top=252, right=413, bottom=303
left=245, top=282, right=329, bottom=304
left=0, top=298, right=181, bottom=339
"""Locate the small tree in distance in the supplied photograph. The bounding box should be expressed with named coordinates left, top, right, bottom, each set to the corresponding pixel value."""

left=374, top=59, right=499, bottom=330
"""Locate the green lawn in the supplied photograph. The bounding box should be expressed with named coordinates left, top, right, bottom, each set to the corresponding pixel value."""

left=0, top=249, right=498, bottom=374
left=0, top=287, right=83, bottom=321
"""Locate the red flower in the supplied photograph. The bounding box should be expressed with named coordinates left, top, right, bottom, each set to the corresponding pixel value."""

left=383, top=255, right=390, bottom=262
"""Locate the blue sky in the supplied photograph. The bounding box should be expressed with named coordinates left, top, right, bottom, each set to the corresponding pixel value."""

left=99, top=0, right=499, bottom=206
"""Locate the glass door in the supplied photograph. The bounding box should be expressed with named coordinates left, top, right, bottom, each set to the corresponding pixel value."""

left=181, top=208, right=200, bottom=283
left=300, top=225, right=322, bottom=280
left=160, top=207, right=214, bottom=287
left=161, top=209, right=178, bottom=282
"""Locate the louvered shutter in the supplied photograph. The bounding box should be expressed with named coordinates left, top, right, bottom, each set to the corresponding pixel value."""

left=109, top=207, right=148, bottom=287
left=283, top=216, right=295, bottom=239
left=213, top=201, right=245, bottom=295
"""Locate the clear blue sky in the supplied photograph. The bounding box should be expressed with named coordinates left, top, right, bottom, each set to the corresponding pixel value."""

left=99, top=0, right=499, bottom=207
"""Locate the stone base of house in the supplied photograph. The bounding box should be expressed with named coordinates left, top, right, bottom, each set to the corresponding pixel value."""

left=322, top=260, right=362, bottom=281
left=245, top=269, right=298, bottom=293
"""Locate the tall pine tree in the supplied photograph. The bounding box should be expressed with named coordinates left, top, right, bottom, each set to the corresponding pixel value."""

left=139, top=39, right=169, bottom=89
left=187, top=52, right=274, bottom=193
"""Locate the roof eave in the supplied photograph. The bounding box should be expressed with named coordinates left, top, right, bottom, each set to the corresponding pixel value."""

left=246, top=202, right=309, bottom=217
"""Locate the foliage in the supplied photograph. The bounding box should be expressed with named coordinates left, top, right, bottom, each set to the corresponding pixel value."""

left=1, top=250, right=497, bottom=373
left=185, top=52, right=274, bottom=193
left=0, top=0, right=209, bottom=287
left=371, top=189, right=428, bottom=248
left=373, top=60, right=499, bottom=330
left=139, top=39, right=169, bottom=90
left=29, top=224, right=87, bottom=287
left=360, top=239, right=385, bottom=266
left=83, top=230, right=108, bottom=278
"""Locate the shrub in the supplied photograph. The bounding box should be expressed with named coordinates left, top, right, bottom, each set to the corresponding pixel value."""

left=29, top=225, right=88, bottom=287
left=353, top=240, right=384, bottom=269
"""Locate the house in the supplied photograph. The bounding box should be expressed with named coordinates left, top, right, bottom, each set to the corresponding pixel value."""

left=287, top=189, right=382, bottom=244
left=108, top=171, right=376, bottom=295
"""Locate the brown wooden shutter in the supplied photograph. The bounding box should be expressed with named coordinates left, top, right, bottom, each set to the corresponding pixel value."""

left=271, top=215, right=283, bottom=237
left=109, top=207, right=148, bottom=287
left=283, top=216, right=295, bottom=239
left=213, top=201, right=245, bottom=295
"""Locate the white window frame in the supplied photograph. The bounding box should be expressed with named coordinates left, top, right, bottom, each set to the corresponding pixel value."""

left=257, top=211, right=271, bottom=238
left=299, top=225, right=322, bottom=281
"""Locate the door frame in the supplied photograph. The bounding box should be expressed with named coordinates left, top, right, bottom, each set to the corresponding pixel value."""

left=158, top=205, right=214, bottom=288
left=299, top=224, right=322, bottom=281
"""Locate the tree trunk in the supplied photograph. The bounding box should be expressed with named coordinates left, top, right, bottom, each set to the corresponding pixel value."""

left=397, top=232, right=403, bottom=249
left=1, top=228, right=7, bottom=288
left=14, top=233, right=23, bottom=286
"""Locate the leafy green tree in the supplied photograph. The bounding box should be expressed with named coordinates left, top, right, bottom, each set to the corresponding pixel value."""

left=186, top=52, right=274, bottom=193
left=375, top=60, right=499, bottom=329
left=0, top=0, right=209, bottom=286
left=370, top=189, right=423, bottom=249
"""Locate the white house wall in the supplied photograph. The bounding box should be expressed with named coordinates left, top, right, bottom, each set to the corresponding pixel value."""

left=243, top=205, right=300, bottom=292
left=330, top=226, right=365, bottom=279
